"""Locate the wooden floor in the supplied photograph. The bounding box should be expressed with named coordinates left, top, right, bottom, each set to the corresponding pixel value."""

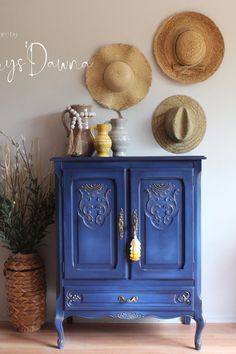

left=0, top=322, right=235, bottom=354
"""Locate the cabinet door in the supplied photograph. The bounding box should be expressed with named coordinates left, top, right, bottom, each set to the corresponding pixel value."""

left=130, top=168, right=194, bottom=280
left=63, top=168, right=127, bottom=279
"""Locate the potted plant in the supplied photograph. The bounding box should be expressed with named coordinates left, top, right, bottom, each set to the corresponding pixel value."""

left=0, top=132, right=55, bottom=332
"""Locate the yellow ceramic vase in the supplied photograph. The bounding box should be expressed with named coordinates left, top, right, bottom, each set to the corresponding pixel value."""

left=92, top=124, right=112, bottom=157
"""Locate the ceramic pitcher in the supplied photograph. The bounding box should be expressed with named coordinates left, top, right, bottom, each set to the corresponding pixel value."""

left=91, top=124, right=112, bottom=157
left=107, top=118, right=130, bottom=156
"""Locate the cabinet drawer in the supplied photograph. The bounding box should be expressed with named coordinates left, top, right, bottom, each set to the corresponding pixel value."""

left=64, top=287, right=194, bottom=311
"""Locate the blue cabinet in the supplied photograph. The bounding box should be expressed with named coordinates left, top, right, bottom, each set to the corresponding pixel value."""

left=52, top=156, right=205, bottom=350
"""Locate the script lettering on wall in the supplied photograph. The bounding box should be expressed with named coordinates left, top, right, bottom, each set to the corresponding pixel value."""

left=78, top=183, right=111, bottom=229
left=145, top=183, right=180, bottom=230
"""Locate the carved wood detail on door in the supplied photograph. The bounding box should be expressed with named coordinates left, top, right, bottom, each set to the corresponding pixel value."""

left=145, top=183, right=180, bottom=230
left=77, top=183, right=111, bottom=229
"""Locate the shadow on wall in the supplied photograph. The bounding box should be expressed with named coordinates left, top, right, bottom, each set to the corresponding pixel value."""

left=28, top=112, right=67, bottom=161
left=39, top=224, right=57, bottom=321
left=28, top=112, right=66, bottom=321
left=0, top=247, right=11, bottom=320
left=0, top=111, right=66, bottom=321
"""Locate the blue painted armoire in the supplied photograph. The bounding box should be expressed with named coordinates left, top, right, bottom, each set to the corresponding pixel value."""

left=52, top=156, right=205, bottom=350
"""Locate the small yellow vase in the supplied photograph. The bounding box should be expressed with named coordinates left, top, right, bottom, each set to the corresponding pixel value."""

left=92, top=124, right=112, bottom=157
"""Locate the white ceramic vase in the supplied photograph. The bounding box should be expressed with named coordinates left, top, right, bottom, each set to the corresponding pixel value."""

left=108, top=118, right=130, bottom=156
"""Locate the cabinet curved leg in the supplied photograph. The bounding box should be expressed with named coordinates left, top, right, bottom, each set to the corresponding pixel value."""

left=55, top=315, right=64, bottom=349
left=193, top=314, right=205, bottom=350
left=181, top=316, right=191, bottom=325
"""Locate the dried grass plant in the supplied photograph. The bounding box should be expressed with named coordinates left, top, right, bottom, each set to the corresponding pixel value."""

left=0, top=131, right=55, bottom=254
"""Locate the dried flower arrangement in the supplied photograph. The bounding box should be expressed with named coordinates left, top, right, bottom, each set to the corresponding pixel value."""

left=0, top=131, right=55, bottom=254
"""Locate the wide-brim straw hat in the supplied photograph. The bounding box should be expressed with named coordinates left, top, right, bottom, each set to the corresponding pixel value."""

left=153, top=12, right=225, bottom=84
left=86, top=44, right=152, bottom=111
left=152, top=95, right=206, bottom=153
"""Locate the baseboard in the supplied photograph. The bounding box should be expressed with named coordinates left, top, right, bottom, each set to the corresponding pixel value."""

left=203, top=316, right=236, bottom=323
left=1, top=315, right=235, bottom=323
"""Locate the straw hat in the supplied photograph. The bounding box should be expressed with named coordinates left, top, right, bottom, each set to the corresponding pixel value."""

left=153, top=12, right=224, bottom=84
left=86, top=44, right=152, bottom=111
left=152, top=95, right=206, bottom=153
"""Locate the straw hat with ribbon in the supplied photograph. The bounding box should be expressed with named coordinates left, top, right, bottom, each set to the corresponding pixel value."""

left=153, top=12, right=224, bottom=84
left=86, top=44, right=152, bottom=111
left=152, top=95, right=206, bottom=154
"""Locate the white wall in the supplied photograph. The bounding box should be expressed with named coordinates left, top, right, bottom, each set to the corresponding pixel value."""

left=0, top=0, right=236, bottom=323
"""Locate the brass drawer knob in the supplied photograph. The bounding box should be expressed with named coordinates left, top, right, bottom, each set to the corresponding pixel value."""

left=118, top=295, right=139, bottom=303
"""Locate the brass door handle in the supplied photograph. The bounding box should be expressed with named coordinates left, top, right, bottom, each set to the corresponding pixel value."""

left=129, top=209, right=141, bottom=261
left=133, top=209, right=138, bottom=238
left=118, top=295, right=139, bottom=303
left=118, top=208, right=124, bottom=239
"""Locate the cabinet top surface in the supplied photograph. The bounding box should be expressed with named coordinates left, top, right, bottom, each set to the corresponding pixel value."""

left=51, top=156, right=206, bottom=162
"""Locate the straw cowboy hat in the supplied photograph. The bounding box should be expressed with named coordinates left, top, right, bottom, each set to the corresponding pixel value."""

left=152, top=95, right=206, bottom=153
left=153, top=11, right=224, bottom=84
left=86, top=44, right=152, bottom=111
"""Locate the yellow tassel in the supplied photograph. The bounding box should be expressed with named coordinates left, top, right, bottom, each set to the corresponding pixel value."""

left=130, top=237, right=141, bottom=261
left=74, top=130, right=83, bottom=155
left=67, top=129, right=74, bottom=155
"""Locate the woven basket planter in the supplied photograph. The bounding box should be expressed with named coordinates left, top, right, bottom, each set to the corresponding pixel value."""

left=4, top=252, right=46, bottom=332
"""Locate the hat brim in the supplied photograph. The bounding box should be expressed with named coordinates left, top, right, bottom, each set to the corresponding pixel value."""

left=152, top=95, right=206, bottom=153
left=153, top=12, right=225, bottom=84
left=86, top=44, right=152, bottom=111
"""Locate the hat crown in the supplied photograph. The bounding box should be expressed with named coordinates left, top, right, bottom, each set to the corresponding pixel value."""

left=175, top=30, right=206, bottom=66
left=103, top=61, right=134, bottom=92
left=165, top=106, right=195, bottom=142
